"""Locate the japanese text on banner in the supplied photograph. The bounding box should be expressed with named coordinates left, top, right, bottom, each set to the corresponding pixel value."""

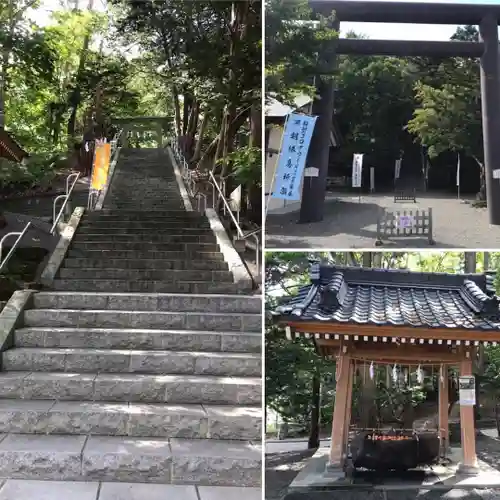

left=271, top=113, right=317, bottom=200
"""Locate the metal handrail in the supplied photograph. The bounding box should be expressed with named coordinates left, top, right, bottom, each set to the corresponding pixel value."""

left=51, top=172, right=81, bottom=234
left=208, top=171, right=261, bottom=275
left=172, top=139, right=261, bottom=277
left=209, top=171, right=244, bottom=238
left=0, top=222, right=31, bottom=273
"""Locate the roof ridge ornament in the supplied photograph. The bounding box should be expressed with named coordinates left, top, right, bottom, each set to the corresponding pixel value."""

left=461, top=279, right=500, bottom=316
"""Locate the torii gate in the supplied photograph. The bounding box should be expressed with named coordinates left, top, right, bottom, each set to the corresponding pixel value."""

left=111, top=116, right=171, bottom=149
left=300, top=1, right=500, bottom=226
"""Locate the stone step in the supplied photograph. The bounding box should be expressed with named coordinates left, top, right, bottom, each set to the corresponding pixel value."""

left=0, top=371, right=261, bottom=405
left=33, top=292, right=261, bottom=313
left=69, top=241, right=220, bottom=252
left=23, top=309, right=260, bottom=332
left=52, top=279, right=242, bottom=294
left=0, top=481, right=261, bottom=500
left=106, top=204, right=187, bottom=210
left=78, top=222, right=211, bottom=230
left=62, top=258, right=229, bottom=271
left=58, top=268, right=234, bottom=282
left=66, top=249, right=225, bottom=260
left=3, top=348, right=261, bottom=376
left=72, top=233, right=217, bottom=243
left=15, top=327, right=261, bottom=353
left=0, top=399, right=262, bottom=439
left=89, top=212, right=204, bottom=220
left=0, top=434, right=261, bottom=485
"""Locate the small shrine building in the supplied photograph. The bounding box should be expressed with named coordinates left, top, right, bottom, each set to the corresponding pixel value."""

left=272, top=262, right=500, bottom=477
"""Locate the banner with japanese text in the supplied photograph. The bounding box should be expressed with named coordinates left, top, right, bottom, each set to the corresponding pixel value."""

left=271, top=113, right=317, bottom=200
left=91, top=141, right=111, bottom=190
left=352, top=154, right=364, bottom=187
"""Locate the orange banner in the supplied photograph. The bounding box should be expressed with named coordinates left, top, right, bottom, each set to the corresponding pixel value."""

left=91, top=142, right=111, bottom=190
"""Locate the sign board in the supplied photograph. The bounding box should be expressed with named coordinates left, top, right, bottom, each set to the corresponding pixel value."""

left=271, top=113, right=318, bottom=200
left=352, top=154, right=364, bottom=188
left=304, top=167, right=319, bottom=178
left=370, top=167, right=375, bottom=193
left=398, top=215, right=415, bottom=228
left=459, top=376, right=476, bottom=406
left=493, top=169, right=500, bottom=180
left=229, top=185, right=242, bottom=211
left=91, top=142, right=111, bottom=190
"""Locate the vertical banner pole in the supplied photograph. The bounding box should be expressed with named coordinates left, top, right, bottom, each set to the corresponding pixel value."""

left=457, top=152, right=461, bottom=200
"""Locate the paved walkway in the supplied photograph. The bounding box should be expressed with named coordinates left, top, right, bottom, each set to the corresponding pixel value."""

left=265, top=191, right=500, bottom=248
left=0, top=480, right=261, bottom=499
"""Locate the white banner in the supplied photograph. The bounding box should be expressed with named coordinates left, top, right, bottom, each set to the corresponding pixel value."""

left=394, top=158, right=402, bottom=180
left=229, top=185, right=242, bottom=211
left=352, top=154, right=364, bottom=188
left=456, top=153, right=460, bottom=187
left=370, top=167, right=375, bottom=193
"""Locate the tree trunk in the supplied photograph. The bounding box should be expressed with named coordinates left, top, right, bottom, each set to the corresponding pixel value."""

left=473, top=156, right=486, bottom=201
left=484, top=252, right=490, bottom=271
left=250, top=104, right=261, bottom=149
left=191, top=111, right=209, bottom=163
left=495, top=398, right=500, bottom=438
left=0, top=0, right=15, bottom=128
left=308, top=374, right=321, bottom=449
left=67, top=0, right=95, bottom=148
left=373, top=253, right=382, bottom=268
left=199, top=108, right=250, bottom=170
left=172, top=87, right=182, bottom=138
left=362, top=253, right=372, bottom=267
left=182, top=92, right=192, bottom=137
left=185, top=101, right=199, bottom=159
left=464, top=252, right=476, bottom=273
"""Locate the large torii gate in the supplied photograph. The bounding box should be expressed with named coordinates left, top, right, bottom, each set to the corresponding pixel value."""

left=300, top=1, right=500, bottom=226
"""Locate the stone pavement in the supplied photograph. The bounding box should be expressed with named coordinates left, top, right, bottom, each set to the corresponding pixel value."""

left=0, top=480, right=261, bottom=499
left=265, top=191, right=500, bottom=248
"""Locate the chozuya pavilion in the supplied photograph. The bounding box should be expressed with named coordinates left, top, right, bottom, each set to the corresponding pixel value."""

left=271, top=262, right=500, bottom=482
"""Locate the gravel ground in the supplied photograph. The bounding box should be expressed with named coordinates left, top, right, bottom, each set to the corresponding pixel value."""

left=265, top=434, right=500, bottom=500
left=265, top=192, right=500, bottom=249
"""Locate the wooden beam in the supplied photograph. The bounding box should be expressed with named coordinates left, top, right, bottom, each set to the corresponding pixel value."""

left=316, top=339, right=466, bottom=363
left=287, top=321, right=500, bottom=342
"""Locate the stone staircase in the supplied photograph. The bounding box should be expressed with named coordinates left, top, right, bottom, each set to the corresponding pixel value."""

left=0, top=148, right=262, bottom=488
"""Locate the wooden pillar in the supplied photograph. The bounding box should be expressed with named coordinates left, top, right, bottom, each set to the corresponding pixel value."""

left=343, top=360, right=355, bottom=453
left=438, top=364, right=449, bottom=457
left=329, top=353, right=352, bottom=469
left=458, top=357, right=479, bottom=474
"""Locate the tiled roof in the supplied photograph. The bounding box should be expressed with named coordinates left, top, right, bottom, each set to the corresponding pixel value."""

left=273, top=265, right=500, bottom=331
left=0, top=128, right=28, bottom=163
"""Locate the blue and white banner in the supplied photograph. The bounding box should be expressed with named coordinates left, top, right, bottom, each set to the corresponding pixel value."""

left=271, top=113, right=317, bottom=200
